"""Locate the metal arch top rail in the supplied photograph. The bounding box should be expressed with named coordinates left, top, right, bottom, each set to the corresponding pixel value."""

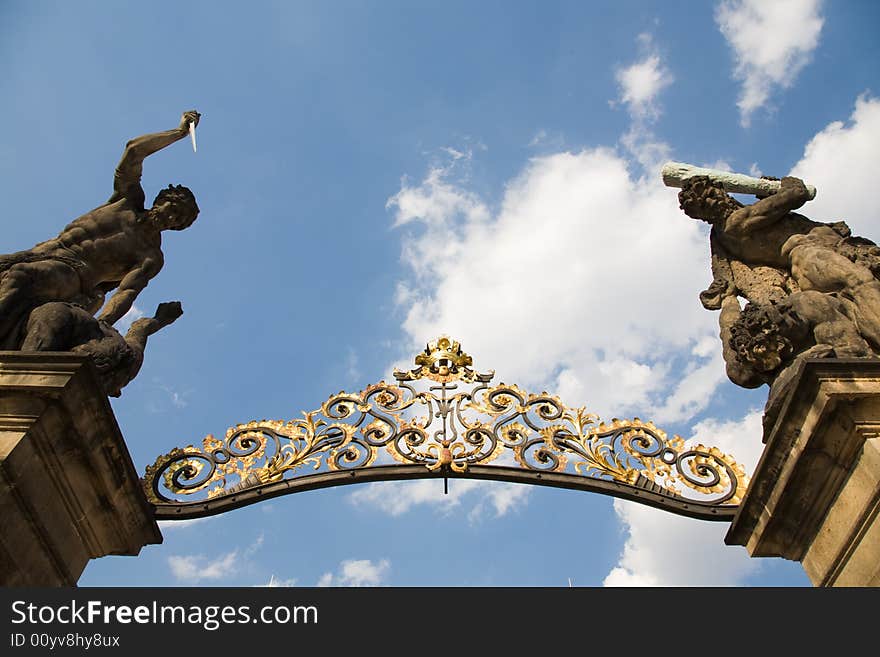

left=151, top=463, right=739, bottom=522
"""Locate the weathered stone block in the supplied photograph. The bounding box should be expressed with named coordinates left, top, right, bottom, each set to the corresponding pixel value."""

left=0, top=353, right=161, bottom=586
left=726, top=358, right=880, bottom=586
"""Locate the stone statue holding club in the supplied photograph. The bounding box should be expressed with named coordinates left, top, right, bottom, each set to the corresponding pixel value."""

left=663, top=161, right=880, bottom=431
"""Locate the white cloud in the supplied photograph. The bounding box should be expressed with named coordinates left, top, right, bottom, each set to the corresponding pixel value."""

left=165, top=388, right=188, bottom=408
left=616, top=54, right=673, bottom=121
left=467, top=483, right=530, bottom=522
left=603, top=500, right=758, bottom=586
left=167, top=533, right=264, bottom=584
left=350, top=478, right=529, bottom=522
left=317, top=559, right=390, bottom=587
left=157, top=517, right=212, bottom=532
left=386, top=149, right=489, bottom=230
left=153, top=379, right=190, bottom=409
left=352, top=479, right=473, bottom=516
left=650, top=347, right=727, bottom=424
left=168, top=550, right=239, bottom=583
left=620, top=127, right=673, bottom=174
left=603, top=410, right=764, bottom=586
left=688, top=409, right=766, bottom=475
left=704, top=160, right=733, bottom=173
left=388, top=147, right=718, bottom=422
left=529, top=129, right=566, bottom=152
left=789, top=94, right=880, bottom=235
left=115, top=303, right=144, bottom=334
left=715, top=0, right=824, bottom=126
left=261, top=575, right=298, bottom=587
left=614, top=33, right=674, bottom=172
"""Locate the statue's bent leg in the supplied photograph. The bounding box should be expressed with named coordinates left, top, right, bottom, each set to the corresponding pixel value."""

left=790, top=245, right=880, bottom=349
left=20, top=303, right=77, bottom=351
left=0, top=261, right=83, bottom=346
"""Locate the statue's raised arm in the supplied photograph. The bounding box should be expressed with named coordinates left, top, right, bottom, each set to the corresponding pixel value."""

left=109, top=111, right=200, bottom=207
left=723, top=177, right=813, bottom=238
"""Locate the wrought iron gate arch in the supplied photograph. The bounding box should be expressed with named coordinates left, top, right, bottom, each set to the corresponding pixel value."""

left=143, top=337, right=749, bottom=522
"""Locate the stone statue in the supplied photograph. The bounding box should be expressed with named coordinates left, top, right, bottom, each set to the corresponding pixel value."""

left=0, top=111, right=200, bottom=395
left=664, top=163, right=880, bottom=432
left=0, top=111, right=201, bottom=349
left=21, top=301, right=183, bottom=397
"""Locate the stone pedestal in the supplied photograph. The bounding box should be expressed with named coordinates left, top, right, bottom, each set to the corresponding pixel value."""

left=726, top=358, right=880, bottom=586
left=0, top=353, right=162, bottom=586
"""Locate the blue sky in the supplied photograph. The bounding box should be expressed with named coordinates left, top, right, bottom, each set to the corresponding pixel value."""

left=3, top=0, right=879, bottom=587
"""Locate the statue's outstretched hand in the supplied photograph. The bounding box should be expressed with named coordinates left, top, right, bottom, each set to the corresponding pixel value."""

left=154, top=301, right=184, bottom=325
left=699, top=278, right=734, bottom=310
left=178, top=110, right=201, bottom=132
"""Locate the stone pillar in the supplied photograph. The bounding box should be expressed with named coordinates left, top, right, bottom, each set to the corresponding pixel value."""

left=726, top=358, right=880, bottom=586
left=0, top=353, right=162, bottom=586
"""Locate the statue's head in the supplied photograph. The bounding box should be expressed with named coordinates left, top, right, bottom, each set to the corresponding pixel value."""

left=728, top=303, right=794, bottom=374
left=678, top=176, right=742, bottom=224
left=151, top=184, right=199, bottom=231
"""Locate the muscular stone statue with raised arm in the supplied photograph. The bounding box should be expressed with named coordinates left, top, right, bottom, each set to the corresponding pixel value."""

left=678, top=174, right=880, bottom=353
left=0, top=111, right=201, bottom=350
left=666, top=163, right=880, bottom=432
